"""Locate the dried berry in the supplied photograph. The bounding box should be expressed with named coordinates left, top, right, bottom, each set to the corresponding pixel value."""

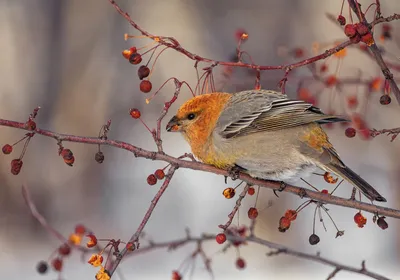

left=86, top=234, right=98, bottom=248
left=216, top=233, right=227, bottom=244
left=284, top=209, right=297, bottom=221
left=95, top=151, right=104, bottom=163
left=11, top=159, right=23, bottom=175
left=278, top=217, right=291, bottom=232
left=356, top=23, right=369, bottom=36
left=122, top=47, right=137, bottom=59
left=36, top=261, right=48, bottom=274
left=58, top=244, right=71, bottom=256
left=236, top=258, right=246, bottom=269
left=380, top=95, right=391, bottom=105
left=138, top=65, right=150, bottom=80
left=377, top=216, right=388, bottom=230
left=247, top=207, right=258, bottom=220
left=129, top=53, right=142, bottom=65
left=140, top=80, right=152, bottom=93
left=337, top=15, right=346, bottom=26
left=2, top=144, right=12, bottom=154
left=344, top=24, right=357, bottom=38
left=51, top=258, right=63, bottom=271
left=361, top=33, right=374, bottom=46
left=247, top=186, right=255, bottom=196
left=223, top=187, right=235, bottom=199
left=129, top=108, right=141, bottom=119
left=354, top=212, right=367, bottom=228
left=309, top=233, right=320, bottom=245
left=147, top=174, right=157, bottom=185
left=324, top=172, right=338, bottom=184
left=345, top=127, right=356, bottom=138
left=154, top=169, right=165, bottom=180
left=75, top=224, right=86, bottom=235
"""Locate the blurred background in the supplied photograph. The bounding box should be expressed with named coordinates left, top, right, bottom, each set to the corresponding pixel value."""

left=0, top=0, right=399, bottom=279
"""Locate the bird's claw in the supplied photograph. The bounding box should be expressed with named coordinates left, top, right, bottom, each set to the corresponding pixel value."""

left=273, top=182, right=287, bottom=198
left=227, top=166, right=242, bottom=181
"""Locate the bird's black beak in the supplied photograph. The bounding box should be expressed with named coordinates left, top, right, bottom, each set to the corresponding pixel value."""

left=166, top=116, right=180, bottom=132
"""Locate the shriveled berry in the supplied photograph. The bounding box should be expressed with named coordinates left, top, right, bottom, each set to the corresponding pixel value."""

left=138, top=65, right=150, bottom=80
left=140, top=80, right=152, bottom=93
left=60, top=149, right=73, bottom=160
left=354, top=212, right=367, bottom=228
left=95, top=151, right=104, bottom=163
left=356, top=23, right=369, bottom=36
left=154, top=169, right=165, bottom=180
left=147, top=174, right=157, bottom=185
left=284, top=209, right=297, bottom=221
left=344, top=24, right=357, bottom=37
left=247, top=186, right=255, bottom=196
left=380, top=95, right=391, bottom=105
left=377, top=216, right=388, bottom=230
left=58, top=243, right=71, bottom=256
left=2, top=144, right=13, bottom=154
left=247, top=207, right=258, bottom=220
left=36, top=261, right=48, bottom=274
left=86, top=234, right=98, bottom=248
left=324, top=172, right=338, bottom=184
left=278, top=217, right=291, bottom=232
left=129, top=53, right=142, bottom=65
left=309, top=233, right=320, bottom=245
left=75, top=224, right=86, bottom=235
left=129, top=108, right=141, bottom=119
left=337, top=15, right=346, bottom=26
left=11, top=159, right=23, bottom=175
left=361, top=33, right=374, bottom=46
left=216, top=233, right=227, bottom=244
left=51, top=258, right=63, bottom=271
left=223, top=187, right=235, bottom=199
left=236, top=258, right=246, bottom=269
left=345, top=127, right=356, bottom=138
left=25, top=120, right=36, bottom=130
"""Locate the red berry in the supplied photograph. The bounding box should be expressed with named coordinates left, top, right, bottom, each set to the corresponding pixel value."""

left=321, top=189, right=329, bottom=194
left=354, top=212, right=367, bottom=228
left=247, top=207, right=258, bottom=220
left=216, top=233, right=227, bottom=244
left=247, top=187, right=255, bottom=196
left=172, top=271, right=182, bottom=280
left=344, top=24, right=357, bottom=37
left=10, top=159, right=23, bottom=175
left=236, top=258, right=246, bottom=269
left=380, top=95, right=391, bottom=105
left=293, top=48, right=304, bottom=58
left=138, top=65, right=150, bottom=80
left=147, top=174, right=157, bottom=185
left=51, top=258, right=63, bottom=271
left=356, top=23, right=369, bottom=36
left=129, top=53, right=142, bottom=65
left=154, top=169, right=165, bottom=180
left=278, top=217, right=291, bottom=232
left=345, top=127, right=356, bottom=138
left=126, top=242, right=135, bottom=251
left=58, top=244, right=71, bottom=256
left=325, top=75, right=337, bottom=87
left=337, top=15, right=346, bottom=26
left=284, top=209, right=297, bottom=221
left=129, top=108, right=141, bottom=119
left=25, top=120, right=36, bottom=130
left=122, top=47, right=137, bottom=59
left=74, top=224, right=86, bottom=235
left=140, top=80, right=152, bottom=93
left=320, top=64, right=328, bottom=73
left=64, top=155, right=75, bottom=166
left=36, top=261, right=48, bottom=274
left=377, top=216, right=388, bottom=230
left=235, top=28, right=247, bottom=41
left=223, top=187, right=235, bottom=199
left=361, top=33, right=374, bottom=46
left=60, top=149, right=73, bottom=160
left=2, top=144, right=13, bottom=154
left=350, top=33, right=361, bottom=44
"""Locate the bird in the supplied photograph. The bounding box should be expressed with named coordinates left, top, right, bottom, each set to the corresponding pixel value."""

left=166, top=89, right=386, bottom=202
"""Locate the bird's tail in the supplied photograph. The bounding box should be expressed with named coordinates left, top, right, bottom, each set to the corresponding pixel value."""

left=327, top=163, right=387, bottom=202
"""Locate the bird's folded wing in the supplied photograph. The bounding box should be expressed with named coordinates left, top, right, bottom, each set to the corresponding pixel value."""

left=215, top=90, right=349, bottom=139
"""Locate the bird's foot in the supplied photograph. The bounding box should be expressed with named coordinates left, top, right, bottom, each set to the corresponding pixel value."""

left=227, top=165, right=243, bottom=181
left=273, top=182, right=287, bottom=198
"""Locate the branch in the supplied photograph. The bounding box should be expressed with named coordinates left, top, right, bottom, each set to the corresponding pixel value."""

left=370, top=127, right=400, bottom=142
left=348, top=0, right=400, bottom=104
left=2, top=119, right=399, bottom=219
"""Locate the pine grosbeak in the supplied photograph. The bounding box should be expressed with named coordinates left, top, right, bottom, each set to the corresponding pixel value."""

left=166, top=89, right=386, bottom=202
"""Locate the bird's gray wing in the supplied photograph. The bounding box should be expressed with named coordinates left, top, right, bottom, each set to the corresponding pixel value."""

left=215, top=90, right=349, bottom=139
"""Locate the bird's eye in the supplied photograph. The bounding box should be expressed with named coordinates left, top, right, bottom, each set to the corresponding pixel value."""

left=187, top=113, right=196, bottom=120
